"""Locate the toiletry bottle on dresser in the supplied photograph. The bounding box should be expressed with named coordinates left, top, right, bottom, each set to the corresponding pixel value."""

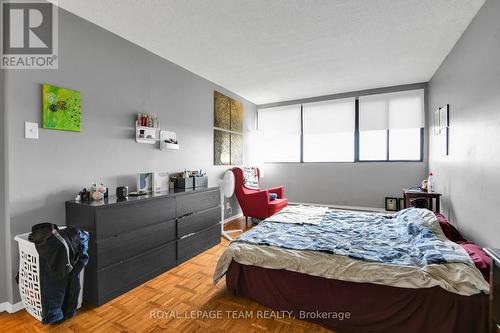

left=427, top=172, right=435, bottom=192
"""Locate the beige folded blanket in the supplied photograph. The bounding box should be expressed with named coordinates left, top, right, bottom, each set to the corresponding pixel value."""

left=266, top=205, right=327, bottom=225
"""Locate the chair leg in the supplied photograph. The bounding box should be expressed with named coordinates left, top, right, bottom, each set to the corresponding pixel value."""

left=245, top=216, right=248, bottom=228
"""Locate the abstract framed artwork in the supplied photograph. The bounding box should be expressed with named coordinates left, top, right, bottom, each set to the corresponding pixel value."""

left=442, top=127, right=449, bottom=156
left=214, top=129, right=231, bottom=165
left=42, top=84, right=81, bottom=132
left=230, top=133, right=243, bottom=165
left=214, top=91, right=244, bottom=165
left=434, top=104, right=449, bottom=135
left=434, top=108, right=441, bottom=135
left=435, top=104, right=450, bottom=156
left=214, top=91, right=231, bottom=130
left=230, top=99, right=243, bottom=132
left=439, top=104, right=449, bottom=130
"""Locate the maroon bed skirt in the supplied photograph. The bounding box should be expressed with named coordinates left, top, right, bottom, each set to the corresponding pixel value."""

left=226, top=261, right=488, bottom=333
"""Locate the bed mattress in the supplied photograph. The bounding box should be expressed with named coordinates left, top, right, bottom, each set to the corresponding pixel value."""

left=214, top=208, right=489, bottom=296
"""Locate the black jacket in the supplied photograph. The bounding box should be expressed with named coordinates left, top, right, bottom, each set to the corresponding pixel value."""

left=29, top=223, right=85, bottom=279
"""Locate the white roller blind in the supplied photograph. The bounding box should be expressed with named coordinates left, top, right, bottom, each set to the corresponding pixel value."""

left=388, top=90, right=424, bottom=129
left=258, top=105, right=301, bottom=134
left=359, top=89, right=424, bottom=130
left=303, top=98, right=355, bottom=134
left=359, top=97, right=388, bottom=131
left=303, top=98, right=355, bottom=162
left=258, top=105, right=301, bottom=162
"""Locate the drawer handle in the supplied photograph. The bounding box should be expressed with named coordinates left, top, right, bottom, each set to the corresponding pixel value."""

left=179, top=212, right=194, bottom=219
left=179, top=232, right=196, bottom=240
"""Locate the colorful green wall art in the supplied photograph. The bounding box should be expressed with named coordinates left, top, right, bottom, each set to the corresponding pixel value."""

left=42, top=84, right=81, bottom=132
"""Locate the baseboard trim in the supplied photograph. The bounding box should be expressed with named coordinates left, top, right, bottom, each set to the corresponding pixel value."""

left=223, top=213, right=243, bottom=224
left=289, top=202, right=387, bottom=213
left=0, top=301, right=24, bottom=313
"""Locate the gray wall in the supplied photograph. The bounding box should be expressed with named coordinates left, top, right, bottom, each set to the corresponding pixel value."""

left=258, top=84, right=429, bottom=209
left=2, top=8, right=256, bottom=303
left=1, top=67, right=7, bottom=304
left=261, top=162, right=426, bottom=208
left=428, top=0, right=499, bottom=247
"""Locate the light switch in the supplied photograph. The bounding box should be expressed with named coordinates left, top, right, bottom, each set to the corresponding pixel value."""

left=25, top=122, right=39, bottom=139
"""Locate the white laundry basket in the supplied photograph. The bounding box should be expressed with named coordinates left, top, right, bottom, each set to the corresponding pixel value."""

left=14, top=229, right=85, bottom=321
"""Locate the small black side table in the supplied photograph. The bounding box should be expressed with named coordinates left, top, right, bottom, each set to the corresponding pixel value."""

left=484, top=248, right=500, bottom=333
left=403, top=189, right=442, bottom=213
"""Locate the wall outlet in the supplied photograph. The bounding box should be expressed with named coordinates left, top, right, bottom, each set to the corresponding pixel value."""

left=25, top=122, right=39, bottom=139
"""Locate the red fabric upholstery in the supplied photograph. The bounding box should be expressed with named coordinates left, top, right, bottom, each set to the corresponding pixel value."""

left=232, top=167, right=288, bottom=219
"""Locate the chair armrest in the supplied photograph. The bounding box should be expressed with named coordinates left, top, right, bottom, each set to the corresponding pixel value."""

left=267, top=186, right=284, bottom=199
left=246, top=190, right=270, bottom=204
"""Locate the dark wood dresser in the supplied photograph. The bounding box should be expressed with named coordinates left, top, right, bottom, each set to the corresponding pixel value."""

left=484, top=248, right=500, bottom=333
left=66, top=187, right=221, bottom=306
left=402, top=188, right=441, bottom=213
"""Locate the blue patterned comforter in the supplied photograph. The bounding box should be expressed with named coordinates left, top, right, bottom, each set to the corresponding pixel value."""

left=234, top=208, right=470, bottom=267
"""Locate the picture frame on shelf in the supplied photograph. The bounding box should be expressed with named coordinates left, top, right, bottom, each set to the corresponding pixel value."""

left=153, top=172, right=169, bottom=192
left=137, top=172, right=153, bottom=193
left=385, top=197, right=398, bottom=211
left=398, top=198, right=405, bottom=210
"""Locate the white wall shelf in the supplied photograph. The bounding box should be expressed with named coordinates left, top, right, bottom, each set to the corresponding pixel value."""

left=135, top=121, right=159, bottom=144
left=160, top=130, right=180, bottom=151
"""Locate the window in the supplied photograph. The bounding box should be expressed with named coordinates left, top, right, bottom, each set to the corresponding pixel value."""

left=256, top=88, right=424, bottom=163
left=389, top=128, right=421, bottom=160
left=303, top=98, right=355, bottom=162
left=359, top=98, right=388, bottom=160
left=359, top=89, right=424, bottom=161
left=359, top=130, right=387, bottom=160
left=257, top=105, right=301, bottom=162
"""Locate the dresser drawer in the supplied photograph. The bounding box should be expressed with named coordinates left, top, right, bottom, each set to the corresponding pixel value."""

left=95, top=197, right=175, bottom=238
left=177, top=206, right=220, bottom=239
left=177, top=224, right=220, bottom=263
left=96, top=219, right=176, bottom=269
left=176, top=189, right=219, bottom=217
left=96, top=241, right=176, bottom=304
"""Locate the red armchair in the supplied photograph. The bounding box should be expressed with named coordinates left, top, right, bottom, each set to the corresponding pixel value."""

left=232, top=167, right=288, bottom=222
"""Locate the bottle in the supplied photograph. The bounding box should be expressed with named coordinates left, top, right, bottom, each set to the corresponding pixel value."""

left=427, top=172, right=435, bottom=193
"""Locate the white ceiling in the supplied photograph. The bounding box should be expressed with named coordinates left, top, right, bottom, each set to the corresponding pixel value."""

left=52, top=0, right=484, bottom=105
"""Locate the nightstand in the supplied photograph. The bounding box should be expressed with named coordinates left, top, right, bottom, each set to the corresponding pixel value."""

left=484, top=248, right=500, bottom=333
left=402, top=189, right=441, bottom=213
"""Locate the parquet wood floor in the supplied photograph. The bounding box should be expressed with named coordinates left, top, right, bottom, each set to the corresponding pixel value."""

left=0, top=217, right=332, bottom=333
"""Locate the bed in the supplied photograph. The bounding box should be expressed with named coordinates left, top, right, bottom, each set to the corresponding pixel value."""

left=213, top=206, right=490, bottom=333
